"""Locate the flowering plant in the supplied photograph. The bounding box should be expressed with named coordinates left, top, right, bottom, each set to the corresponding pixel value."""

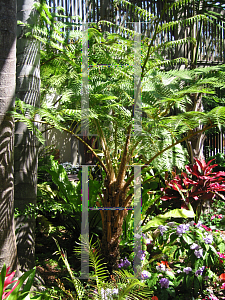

left=0, top=265, right=20, bottom=299
left=149, top=220, right=225, bottom=298
left=0, top=264, right=36, bottom=300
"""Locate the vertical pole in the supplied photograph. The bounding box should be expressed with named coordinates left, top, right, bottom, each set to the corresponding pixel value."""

left=133, top=22, right=142, bottom=278
left=81, top=165, right=89, bottom=278
left=133, top=22, right=142, bottom=136
left=133, top=165, right=142, bottom=277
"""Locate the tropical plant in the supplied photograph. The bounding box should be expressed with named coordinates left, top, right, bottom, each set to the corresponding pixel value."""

left=53, top=236, right=153, bottom=299
left=161, top=158, right=225, bottom=222
left=0, top=264, right=45, bottom=300
left=12, top=0, right=225, bottom=273
left=146, top=220, right=223, bottom=299
left=36, top=155, right=103, bottom=244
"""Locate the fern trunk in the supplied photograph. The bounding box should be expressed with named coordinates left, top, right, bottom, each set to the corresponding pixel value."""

left=99, top=178, right=130, bottom=273
left=186, top=93, right=206, bottom=164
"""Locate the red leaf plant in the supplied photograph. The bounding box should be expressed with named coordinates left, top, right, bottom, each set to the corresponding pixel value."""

left=161, top=158, right=225, bottom=222
left=1, top=266, right=20, bottom=299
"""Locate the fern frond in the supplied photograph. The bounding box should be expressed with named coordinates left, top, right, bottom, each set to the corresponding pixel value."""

left=113, top=0, right=156, bottom=22
left=74, top=236, right=109, bottom=291
left=112, top=269, right=153, bottom=300
left=53, top=237, right=85, bottom=300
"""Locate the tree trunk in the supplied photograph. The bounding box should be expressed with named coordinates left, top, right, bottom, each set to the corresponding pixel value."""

left=0, top=0, right=19, bottom=273
left=185, top=92, right=206, bottom=164
left=100, top=179, right=130, bottom=273
left=14, top=0, right=40, bottom=272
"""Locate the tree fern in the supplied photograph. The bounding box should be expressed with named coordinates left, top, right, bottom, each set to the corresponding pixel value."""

left=13, top=0, right=225, bottom=272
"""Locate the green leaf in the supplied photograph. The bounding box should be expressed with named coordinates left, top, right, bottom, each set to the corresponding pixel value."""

left=7, top=268, right=36, bottom=300
left=0, top=264, right=6, bottom=300
left=182, top=233, right=194, bottom=245
left=169, top=233, right=178, bottom=244
left=17, top=268, right=36, bottom=300
left=142, top=209, right=195, bottom=232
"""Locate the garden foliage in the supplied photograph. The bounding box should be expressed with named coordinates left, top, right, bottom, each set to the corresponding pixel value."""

left=12, top=0, right=225, bottom=272
left=161, top=158, right=225, bottom=221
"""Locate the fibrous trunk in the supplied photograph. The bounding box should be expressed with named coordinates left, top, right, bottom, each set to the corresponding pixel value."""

left=186, top=93, right=206, bottom=164
left=100, top=180, right=129, bottom=273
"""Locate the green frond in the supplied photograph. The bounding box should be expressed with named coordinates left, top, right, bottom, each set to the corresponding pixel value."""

left=74, top=236, right=109, bottom=291
left=112, top=269, right=153, bottom=300
left=12, top=100, right=45, bottom=144
left=207, top=106, right=225, bottom=131
left=113, top=0, right=156, bottom=21
left=155, top=37, right=195, bottom=52
left=53, top=237, right=85, bottom=300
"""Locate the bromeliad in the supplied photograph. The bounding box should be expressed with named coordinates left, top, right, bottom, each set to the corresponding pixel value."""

left=0, top=265, right=20, bottom=300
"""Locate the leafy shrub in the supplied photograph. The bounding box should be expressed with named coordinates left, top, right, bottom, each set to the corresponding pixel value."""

left=0, top=264, right=47, bottom=300
left=161, top=158, right=225, bottom=222
left=53, top=236, right=154, bottom=299
left=145, top=221, right=225, bottom=299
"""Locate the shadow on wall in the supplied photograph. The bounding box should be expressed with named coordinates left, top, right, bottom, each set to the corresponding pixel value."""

left=45, top=128, right=74, bottom=163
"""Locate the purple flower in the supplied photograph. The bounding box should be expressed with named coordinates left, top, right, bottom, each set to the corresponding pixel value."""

left=194, top=248, right=203, bottom=258
left=195, top=266, right=205, bottom=276
left=101, top=288, right=119, bottom=300
left=158, top=225, right=168, bottom=236
left=134, top=233, right=142, bottom=239
left=190, top=243, right=199, bottom=250
left=118, top=257, right=131, bottom=269
left=141, top=270, right=151, bottom=279
left=134, top=246, right=145, bottom=261
left=137, top=249, right=145, bottom=260
left=176, top=224, right=189, bottom=236
left=183, top=267, right=192, bottom=274
left=203, top=234, right=213, bottom=244
left=141, top=233, right=151, bottom=244
left=196, top=221, right=202, bottom=228
left=159, top=277, right=170, bottom=288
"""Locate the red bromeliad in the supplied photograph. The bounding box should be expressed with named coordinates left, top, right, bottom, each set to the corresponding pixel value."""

left=161, top=158, right=225, bottom=221
left=1, top=266, right=20, bottom=300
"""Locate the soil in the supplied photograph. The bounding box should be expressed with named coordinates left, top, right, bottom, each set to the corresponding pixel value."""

left=35, top=230, right=81, bottom=293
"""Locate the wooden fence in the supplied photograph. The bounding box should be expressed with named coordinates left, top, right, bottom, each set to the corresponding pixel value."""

left=204, top=131, right=225, bottom=160
left=46, top=0, right=225, bottom=65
